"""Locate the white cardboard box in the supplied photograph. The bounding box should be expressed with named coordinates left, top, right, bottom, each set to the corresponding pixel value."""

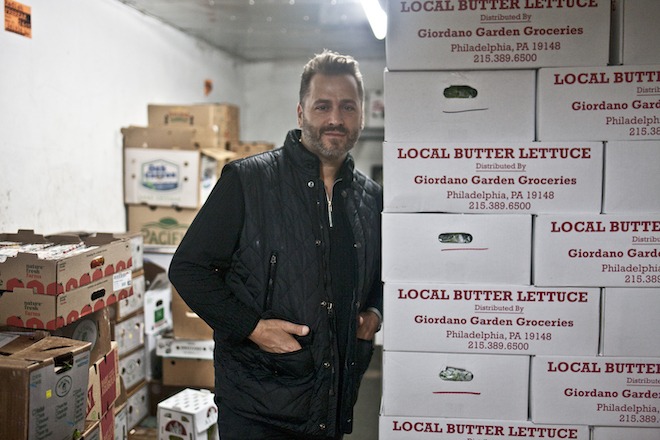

left=382, top=351, right=529, bottom=420
left=378, top=415, right=589, bottom=440
left=592, top=426, right=660, bottom=440
left=386, top=0, right=610, bottom=71
left=384, top=283, right=600, bottom=355
left=124, top=147, right=218, bottom=209
left=143, top=328, right=166, bottom=382
left=143, top=276, right=172, bottom=335
left=111, top=312, right=145, bottom=356
left=114, top=403, right=128, bottom=440
left=156, top=334, right=214, bottom=360
left=603, top=141, right=660, bottom=213
left=366, top=89, right=385, bottom=128
left=533, top=214, right=660, bottom=287
left=384, top=141, right=603, bottom=213
left=126, top=381, right=149, bottom=431
left=384, top=70, right=535, bottom=143
left=383, top=213, right=531, bottom=284
left=610, top=0, right=660, bottom=66
left=118, top=347, right=147, bottom=392
left=108, top=271, right=144, bottom=323
left=531, top=355, right=660, bottom=427
left=115, top=232, right=143, bottom=272
left=601, top=287, right=660, bottom=357
left=158, top=388, right=219, bottom=440
left=536, top=65, right=660, bottom=141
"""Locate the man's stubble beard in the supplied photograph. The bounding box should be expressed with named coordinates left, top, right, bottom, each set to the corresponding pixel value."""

left=300, top=116, right=361, bottom=161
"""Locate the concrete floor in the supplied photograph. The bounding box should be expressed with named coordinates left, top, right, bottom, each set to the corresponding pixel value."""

left=345, top=345, right=382, bottom=440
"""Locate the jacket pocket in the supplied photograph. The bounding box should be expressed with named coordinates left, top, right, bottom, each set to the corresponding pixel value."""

left=243, top=346, right=315, bottom=423
left=264, top=345, right=315, bottom=379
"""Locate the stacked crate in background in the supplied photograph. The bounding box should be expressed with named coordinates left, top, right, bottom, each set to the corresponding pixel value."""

left=123, top=103, right=239, bottom=250
left=0, top=229, right=136, bottom=439
left=156, top=286, right=215, bottom=392
left=123, top=103, right=273, bottom=250
left=121, top=103, right=275, bottom=428
left=112, top=256, right=176, bottom=436
left=380, top=1, right=660, bottom=439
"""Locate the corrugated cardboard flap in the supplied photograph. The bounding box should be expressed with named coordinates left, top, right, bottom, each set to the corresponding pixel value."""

left=201, top=147, right=236, bottom=161
left=8, top=335, right=91, bottom=362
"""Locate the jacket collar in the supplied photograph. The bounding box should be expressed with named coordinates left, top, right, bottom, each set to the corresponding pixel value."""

left=284, top=129, right=355, bottom=183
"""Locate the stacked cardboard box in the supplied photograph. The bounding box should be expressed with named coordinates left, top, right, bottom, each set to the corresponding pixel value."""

left=121, top=107, right=274, bottom=425
left=122, top=104, right=238, bottom=249
left=109, top=258, right=176, bottom=434
left=51, top=308, right=120, bottom=439
left=0, top=333, right=92, bottom=440
left=381, top=1, right=659, bottom=438
left=0, top=230, right=141, bottom=440
left=127, top=248, right=215, bottom=423
left=157, top=287, right=215, bottom=390
left=123, top=103, right=274, bottom=250
left=0, top=230, right=132, bottom=330
left=529, top=4, right=660, bottom=435
left=610, top=0, right=660, bottom=66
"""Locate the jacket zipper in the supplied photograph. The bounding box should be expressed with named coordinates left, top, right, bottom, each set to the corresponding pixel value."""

left=265, top=251, right=278, bottom=310
left=325, top=178, right=342, bottom=229
left=326, top=192, right=333, bottom=228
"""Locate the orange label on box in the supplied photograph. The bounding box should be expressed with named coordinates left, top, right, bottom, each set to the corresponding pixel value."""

left=5, top=0, right=31, bottom=38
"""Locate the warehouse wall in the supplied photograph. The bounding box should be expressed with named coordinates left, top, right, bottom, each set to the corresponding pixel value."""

left=0, top=0, right=386, bottom=236
left=0, top=0, right=246, bottom=235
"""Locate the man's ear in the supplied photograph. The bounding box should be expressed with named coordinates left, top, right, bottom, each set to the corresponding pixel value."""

left=296, top=103, right=303, bottom=128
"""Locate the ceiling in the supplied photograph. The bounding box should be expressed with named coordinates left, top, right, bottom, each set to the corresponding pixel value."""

left=117, top=0, right=386, bottom=62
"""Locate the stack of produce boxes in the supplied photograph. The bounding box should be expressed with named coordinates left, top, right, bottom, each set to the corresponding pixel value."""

left=122, top=103, right=241, bottom=249
left=531, top=1, right=660, bottom=439
left=378, top=1, right=657, bottom=438
left=123, top=103, right=274, bottom=251
left=53, top=230, right=148, bottom=438
left=103, top=232, right=146, bottom=436
left=0, top=230, right=133, bottom=440
left=121, top=104, right=238, bottom=427
left=156, top=286, right=215, bottom=391
left=122, top=104, right=274, bottom=422
left=107, top=235, right=165, bottom=434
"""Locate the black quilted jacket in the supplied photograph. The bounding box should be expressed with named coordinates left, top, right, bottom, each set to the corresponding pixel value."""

left=171, top=129, right=382, bottom=436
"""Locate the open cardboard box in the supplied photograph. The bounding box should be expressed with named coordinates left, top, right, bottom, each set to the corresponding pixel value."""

left=0, top=334, right=92, bottom=440
left=0, top=229, right=131, bottom=295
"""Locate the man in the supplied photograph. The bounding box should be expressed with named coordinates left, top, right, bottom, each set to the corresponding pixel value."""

left=168, top=50, right=383, bottom=440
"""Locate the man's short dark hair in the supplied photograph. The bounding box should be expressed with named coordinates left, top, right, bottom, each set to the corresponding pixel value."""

left=299, top=49, right=365, bottom=106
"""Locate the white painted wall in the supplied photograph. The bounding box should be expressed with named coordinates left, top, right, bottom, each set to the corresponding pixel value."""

left=0, top=0, right=386, bottom=235
left=0, top=0, right=245, bottom=234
